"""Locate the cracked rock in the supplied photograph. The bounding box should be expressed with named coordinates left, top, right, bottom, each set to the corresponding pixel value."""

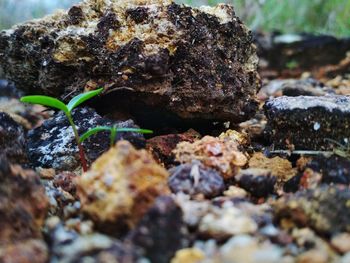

left=0, top=0, right=259, bottom=123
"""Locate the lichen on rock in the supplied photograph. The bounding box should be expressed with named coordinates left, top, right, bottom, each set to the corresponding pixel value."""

left=0, top=0, right=259, bottom=123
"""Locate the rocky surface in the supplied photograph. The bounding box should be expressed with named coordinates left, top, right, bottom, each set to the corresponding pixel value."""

left=27, top=107, right=145, bottom=171
left=0, top=0, right=259, bottom=123
left=264, top=95, right=350, bottom=150
left=77, top=140, right=169, bottom=232
left=0, top=158, right=48, bottom=262
left=0, top=112, right=28, bottom=164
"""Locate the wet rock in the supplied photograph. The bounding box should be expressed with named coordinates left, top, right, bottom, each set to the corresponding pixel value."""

left=168, top=161, right=225, bottom=198
left=127, top=196, right=187, bottom=263
left=0, top=112, right=27, bottom=164
left=48, top=223, right=138, bottom=263
left=236, top=168, right=277, bottom=197
left=0, top=157, right=48, bottom=262
left=146, top=129, right=201, bottom=166
left=173, top=135, right=247, bottom=179
left=258, top=78, right=334, bottom=101
left=264, top=95, right=350, bottom=150
left=0, top=0, right=259, bottom=123
left=27, top=107, right=145, bottom=171
left=77, top=140, right=169, bottom=231
left=248, top=152, right=296, bottom=192
left=274, top=186, right=350, bottom=235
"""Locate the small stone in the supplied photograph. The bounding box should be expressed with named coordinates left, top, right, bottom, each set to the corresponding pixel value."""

left=146, top=129, right=200, bottom=166
left=198, top=202, right=258, bottom=238
left=264, top=95, right=350, bottom=150
left=173, top=135, right=247, bottom=179
left=36, top=167, right=56, bottom=179
left=297, top=249, right=329, bottom=263
left=77, top=140, right=169, bottom=230
left=248, top=152, right=296, bottom=191
left=170, top=248, right=205, bottom=263
left=127, top=196, right=188, bottom=263
left=331, top=233, right=350, bottom=253
left=223, top=185, right=248, bottom=199
left=168, top=161, right=225, bottom=198
left=53, top=171, right=78, bottom=197
left=27, top=107, right=145, bottom=171
left=0, top=112, right=27, bottom=164
left=236, top=168, right=277, bottom=197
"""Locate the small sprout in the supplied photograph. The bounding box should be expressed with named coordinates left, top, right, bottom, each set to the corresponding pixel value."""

left=20, top=88, right=104, bottom=172
left=80, top=126, right=153, bottom=147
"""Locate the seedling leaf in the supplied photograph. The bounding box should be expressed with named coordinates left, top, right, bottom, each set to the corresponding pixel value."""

left=116, top=128, right=153, bottom=134
left=79, top=126, right=111, bottom=143
left=67, top=88, right=104, bottom=112
left=20, top=95, right=68, bottom=114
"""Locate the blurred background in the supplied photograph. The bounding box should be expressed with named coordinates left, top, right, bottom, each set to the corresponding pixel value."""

left=0, top=0, right=349, bottom=37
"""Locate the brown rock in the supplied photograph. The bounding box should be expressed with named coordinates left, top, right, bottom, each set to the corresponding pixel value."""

left=77, top=140, right=169, bottom=230
left=248, top=152, right=296, bottom=191
left=0, top=0, right=259, bottom=123
left=0, top=158, right=48, bottom=262
left=146, top=129, right=201, bottom=166
left=173, top=135, right=247, bottom=179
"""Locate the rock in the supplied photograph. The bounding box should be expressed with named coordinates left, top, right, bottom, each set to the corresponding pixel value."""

left=305, top=155, right=350, bottom=185
left=296, top=249, right=329, bottom=263
left=248, top=152, right=296, bottom=191
left=53, top=171, right=78, bottom=197
left=0, top=239, right=48, bottom=263
left=223, top=185, right=248, bottom=199
left=274, top=186, right=350, bottom=235
left=264, top=95, right=350, bottom=150
left=173, top=135, right=247, bottom=179
left=170, top=248, right=205, bottom=263
left=258, top=78, right=334, bottom=101
left=0, top=112, right=27, bottom=164
left=236, top=168, right=276, bottom=197
left=0, top=157, right=48, bottom=262
left=168, top=161, right=225, bottom=198
left=0, top=79, right=22, bottom=98
left=146, top=129, right=201, bottom=166
left=27, top=107, right=145, bottom=171
left=0, top=0, right=259, bottom=123
left=331, top=233, right=350, bottom=254
left=48, top=223, right=139, bottom=263
left=76, top=140, right=169, bottom=231
left=254, top=32, right=350, bottom=75
left=127, top=196, right=188, bottom=263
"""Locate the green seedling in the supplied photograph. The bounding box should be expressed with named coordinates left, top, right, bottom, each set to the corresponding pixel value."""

left=20, top=88, right=104, bottom=172
left=80, top=126, right=153, bottom=148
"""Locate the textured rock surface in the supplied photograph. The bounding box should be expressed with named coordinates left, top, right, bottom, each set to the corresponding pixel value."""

left=264, top=95, right=350, bottom=150
left=173, top=135, right=247, bottom=179
left=127, top=196, right=187, bottom=263
left=274, top=186, right=350, bottom=235
left=0, top=158, right=48, bottom=262
left=0, top=112, right=27, bottom=164
left=27, top=107, right=144, bottom=171
left=168, top=161, right=225, bottom=198
left=76, top=140, right=169, bottom=230
left=0, top=0, right=259, bottom=123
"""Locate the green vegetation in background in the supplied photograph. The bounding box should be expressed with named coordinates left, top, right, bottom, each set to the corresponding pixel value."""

left=0, top=0, right=349, bottom=37
left=180, top=0, right=350, bottom=37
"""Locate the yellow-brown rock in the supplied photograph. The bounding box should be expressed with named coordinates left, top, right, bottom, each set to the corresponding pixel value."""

left=173, top=135, right=247, bottom=179
left=77, top=140, right=169, bottom=228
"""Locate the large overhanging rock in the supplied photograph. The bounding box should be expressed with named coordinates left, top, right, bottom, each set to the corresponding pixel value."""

left=0, top=0, right=259, bottom=123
